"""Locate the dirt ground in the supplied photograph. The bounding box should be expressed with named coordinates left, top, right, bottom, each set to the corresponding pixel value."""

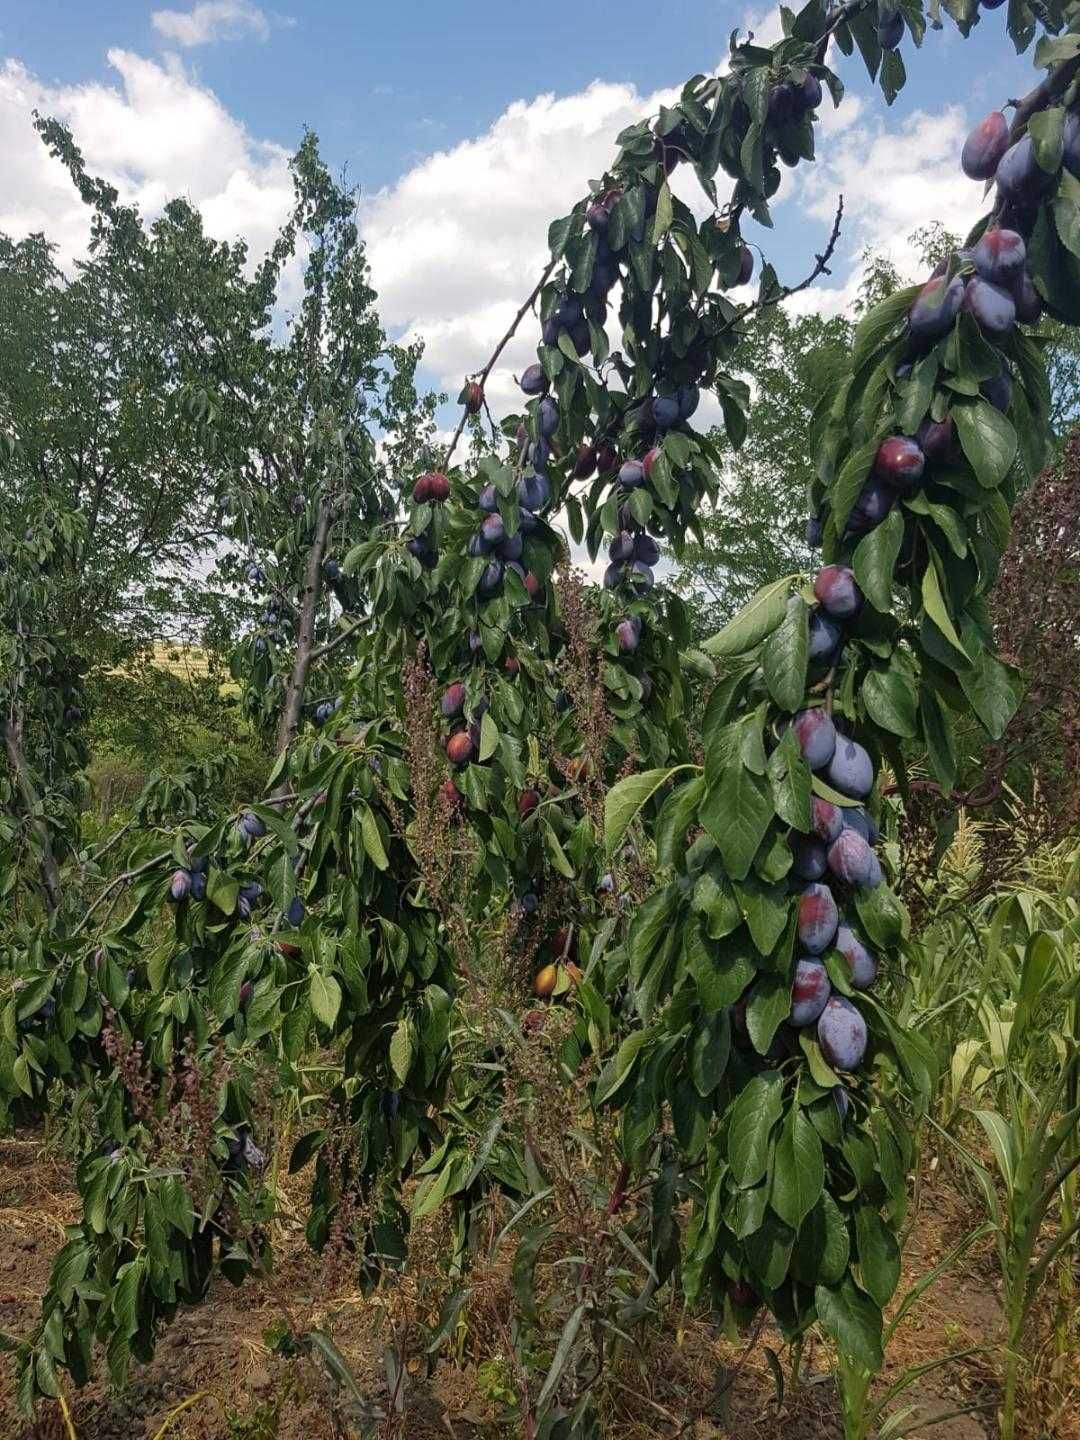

left=1, top=1130, right=1075, bottom=1440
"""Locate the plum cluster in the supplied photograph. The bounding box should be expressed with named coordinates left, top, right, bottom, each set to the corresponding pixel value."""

left=468, top=479, right=544, bottom=600
left=168, top=853, right=208, bottom=903
left=439, top=679, right=485, bottom=769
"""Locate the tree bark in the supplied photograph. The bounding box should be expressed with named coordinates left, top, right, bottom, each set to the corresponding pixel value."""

left=275, top=497, right=333, bottom=763
left=2, top=719, right=62, bottom=915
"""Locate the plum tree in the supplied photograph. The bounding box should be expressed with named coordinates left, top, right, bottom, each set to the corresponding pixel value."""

left=12, top=0, right=1080, bottom=1426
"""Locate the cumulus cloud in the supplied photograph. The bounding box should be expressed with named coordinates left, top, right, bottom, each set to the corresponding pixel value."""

left=151, top=1, right=275, bottom=48
left=0, top=49, right=293, bottom=269
left=783, top=104, right=986, bottom=318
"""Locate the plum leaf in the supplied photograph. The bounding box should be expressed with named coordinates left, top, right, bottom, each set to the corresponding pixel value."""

left=702, top=573, right=798, bottom=657
left=727, top=1071, right=784, bottom=1187
left=853, top=506, right=903, bottom=611
left=854, top=1206, right=901, bottom=1307
left=604, top=764, right=696, bottom=854
left=953, top=400, right=1017, bottom=489
left=772, top=1104, right=825, bottom=1229
left=762, top=597, right=809, bottom=712
left=815, top=1275, right=883, bottom=1371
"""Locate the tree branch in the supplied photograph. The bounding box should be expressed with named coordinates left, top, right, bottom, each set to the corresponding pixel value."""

left=442, top=259, right=558, bottom=469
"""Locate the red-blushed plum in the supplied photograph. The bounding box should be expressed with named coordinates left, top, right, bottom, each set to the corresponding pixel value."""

left=827, top=828, right=880, bottom=887
left=797, top=883, right=839, bottom=953
left=446, top=731, right=475, bottom=767
left=972, top=228, right=1026, bottom=286
left=790, top=957, right=832, bottom=1025
left=874, top=436, right=925, bottom=492
left=441, top=682, right=466, bottom=719
left=961, top=110, right=1010, bottom=179
left=813, top=565, right=861, bottom=618
left=835, top=925, right=878, bottom=989
left=811, top=796, right=844, bottom=843
left=518, top=788, right=540, bottom=818
left=792, top=708, right=838, bottom=770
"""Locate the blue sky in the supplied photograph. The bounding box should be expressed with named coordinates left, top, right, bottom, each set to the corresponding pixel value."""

left=0, top=1, right=1031, bottom=435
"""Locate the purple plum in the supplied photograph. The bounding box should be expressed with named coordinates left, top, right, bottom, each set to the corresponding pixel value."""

left=961, top=111, right=1010, bottom=180
left=835, top=925, right=878, bottom=989
left=908, top=274, right=964, bottom=341
left=817, top=996, right=868, bottom=1070
left=792, top=708, right=838, bottom=771
left=813, top=565, right=861, bottom=619
left=827, top=829, right=880, bottom=888
left=790, top=835, right=828, bottom=881
left=798, top=883, right=839, bottom=954
left=825, top=737, right=875, bottom=799
left=791, top=958, right=832, bottom=1026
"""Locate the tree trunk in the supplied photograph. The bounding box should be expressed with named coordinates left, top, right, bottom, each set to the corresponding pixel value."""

left=275, top=497, right=333, bottom=763
left=2, top=719, right=62, bottom=915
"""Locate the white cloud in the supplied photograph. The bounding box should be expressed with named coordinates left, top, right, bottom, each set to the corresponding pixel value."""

left=151, top=1, right=274, bottom=48
left=783, top=104, right=986, bottom=318
left=0, top=50, right=293, bottom=269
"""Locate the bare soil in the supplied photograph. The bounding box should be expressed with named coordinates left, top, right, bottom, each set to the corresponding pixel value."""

left=1, top=1132, right=1075, bottom=1440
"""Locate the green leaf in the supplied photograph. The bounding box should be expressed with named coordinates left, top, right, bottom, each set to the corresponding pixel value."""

left=855, top=1207, right=901, bottom=1308
left=389, top=1018, right=414, bottom=1084
left=689, top=1009, right=730, bottom=1096
left=595, top=1030, right=651, bottom=1106
left=953, top=400, right=1017, bottom=489
left=479, top=710, right=499, bottom=762
left=958, top=647, right=1021, bottom=741
left=701, top=763, right=774, bottom=883
left=359, top=804, right=389, bottom=870
left=815, top=1275, right=884, bottom=1371
left=920, top=688, right=957, bottom=791
left=849, top=284, right=921, bottom=374
left=772, top=1104, right=825, bottom=1230
left=762, top=598, right=809, bottom=712
left=702, top=574, right=798, bottom=656
left=767, top=727, right=812, bottom=833
left=831, top=440, right=881, bottom=533
left=604, top=764, right=695, bottom=854
left=309, top=970, right=342, bottom=1029
left=535, top=1302, right=587, bottom=1414
left=853, top=507, right=902, bottom=612
left=727, top=1072, right=783, bottom=1188
left=1028, top=106, right=1064, bottom=173
left=746, top=973, right=791, bottom=1055
left=863, top=664, right=917, bottom=738
left=206, top=867, right=238, bottom=916
left=921, top=560, right=968, bottom=663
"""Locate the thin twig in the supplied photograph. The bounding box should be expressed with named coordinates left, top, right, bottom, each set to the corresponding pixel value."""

left=73, top=849, right=172, bottom=937
left=443, top=259, right=558, bottom=469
